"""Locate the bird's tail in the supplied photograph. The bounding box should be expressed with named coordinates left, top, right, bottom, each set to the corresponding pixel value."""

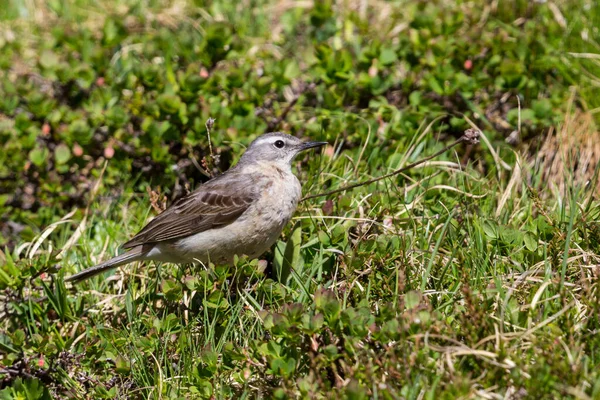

left=65, top=247, right=145, bottom=283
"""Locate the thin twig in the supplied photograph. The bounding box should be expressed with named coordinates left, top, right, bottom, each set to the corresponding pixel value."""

left=267, top=83, right=315, bottom=131
left=205, top=117, right=215, bottom=158
left=203, top=117, right=220, bottom=176
left=267, top=96, right=300, bottom=131
left=301, top=129, right=481, bottom=202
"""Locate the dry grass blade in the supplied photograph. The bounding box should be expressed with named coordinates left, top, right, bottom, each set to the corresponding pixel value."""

left=496, top=153, right=522, bottom=217
left=57, top=162, right=108, bottom=260
left=534, top=109, right=600, bottom=198
left=26, top=209, right=77, bottom=259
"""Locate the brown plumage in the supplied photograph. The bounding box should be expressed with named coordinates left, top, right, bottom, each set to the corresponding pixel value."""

left=122, top=172, right=258, bottom=249
left=65, top=132, right=327, bottom=283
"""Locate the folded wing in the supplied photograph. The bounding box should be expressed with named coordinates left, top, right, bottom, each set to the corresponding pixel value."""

left=122, top=173, right=257, bottom=248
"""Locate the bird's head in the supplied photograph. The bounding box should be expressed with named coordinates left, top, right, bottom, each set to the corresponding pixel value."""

left=238, top=132, right=327, bottom=167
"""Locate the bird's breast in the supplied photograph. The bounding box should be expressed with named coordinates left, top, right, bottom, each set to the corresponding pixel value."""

left=170, top=168, right=301, bottom=264
left=251, top=171, right=300, bottom=225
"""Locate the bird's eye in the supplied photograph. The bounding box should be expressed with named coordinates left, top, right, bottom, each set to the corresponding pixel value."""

left=274, top=140, right=285, bottom=149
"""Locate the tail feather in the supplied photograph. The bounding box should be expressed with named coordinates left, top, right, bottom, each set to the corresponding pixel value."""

left=65, top=247, right=145, bottom=283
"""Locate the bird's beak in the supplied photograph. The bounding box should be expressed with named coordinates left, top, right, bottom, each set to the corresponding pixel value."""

left=300, top=141, right=328, bottom=151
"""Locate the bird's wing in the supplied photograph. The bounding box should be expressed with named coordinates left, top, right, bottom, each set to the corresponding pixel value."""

left=122, top=172, right=258, bottom=248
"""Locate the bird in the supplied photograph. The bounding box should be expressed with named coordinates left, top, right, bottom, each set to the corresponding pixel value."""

left=65, top=132, right=327, bottom=283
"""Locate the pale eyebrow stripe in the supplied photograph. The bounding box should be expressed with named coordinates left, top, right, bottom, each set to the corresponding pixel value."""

left=251, top=137, right=275, bottom=146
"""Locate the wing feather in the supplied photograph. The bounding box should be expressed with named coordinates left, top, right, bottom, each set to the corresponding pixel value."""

left=122, top=172, right=257, bottom=248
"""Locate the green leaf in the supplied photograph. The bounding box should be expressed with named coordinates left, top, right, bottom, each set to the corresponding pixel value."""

left=500, top=227, right=522, bottom=245
left=524, top=232, right=538, bottom=251
left=162, top=279, right=182, bottom=301
left=161, top=313, right=180, bottom=332
left=262, top=312, right=275, bottom=330
left=274, top=222, right=302, bottom=284
left=428, top=76, right=444, bottom=94
left=115, top=355, right=130, bottom=374
left=68, top=120, right=93, bottom=145
left=323, top=344, right=338, bottom=358
left=271, top=356, right=296, bottom=377
left=157, top=94, right=183, bottom=114
left=54, top=144, right=71, bottom=165
left=281, top=357, right=296, bottom=376
left=532, top=98, right=552, bottom=119
left=314, top=288, right=341, bottom=323
left=193, top=380, right=213, bottom=398
left=0, top=334, right=18, bottom=354
left=409, top=90, right=422, bottom=106
left=75, top=65, right=95, bottom=89
left=6, top=378, right=52, bottom=399
left=317, top=230, right=330, bottom=245
left=284, top=61, right=301, bottom=80
left=11, top=329, right=26, bottom=347
left=404, top=290, right=421, bottom=310
left=39, top=50, right=59, bottom=68
left=379, top=47, right=397, bottom=65
left=535, top=216, right=554, bottom=240
left=482, top=220, right=498, bottom=240
left=29, top=147, right=49, bottom=167
left=345, top=379, right=368, bottom=400
left=204, top=291, right=229, bottom=310
left=302, top=313, right=324, bottom=333
left=520, top=108, right=536, bottom=122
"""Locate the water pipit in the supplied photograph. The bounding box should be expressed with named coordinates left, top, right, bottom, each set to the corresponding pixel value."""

left=66, top=132, right=326, bottom=283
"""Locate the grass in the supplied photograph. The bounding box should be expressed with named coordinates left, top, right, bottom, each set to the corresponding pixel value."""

left=2, top=0, right=600, bottom=398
